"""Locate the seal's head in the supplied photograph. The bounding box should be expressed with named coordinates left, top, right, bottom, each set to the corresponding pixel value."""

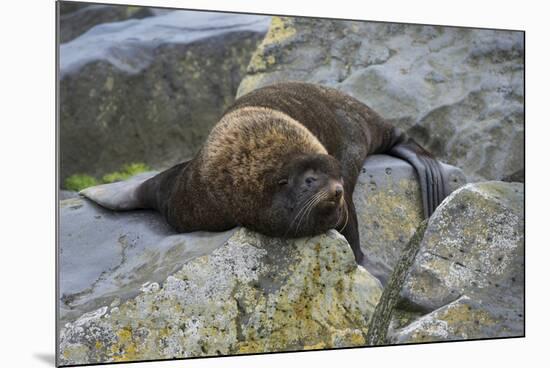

left=256, top=153, right=347, bottom=238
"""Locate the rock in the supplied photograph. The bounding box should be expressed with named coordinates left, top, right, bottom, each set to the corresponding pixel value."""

left=60, top=11, right=270, bottom=183
left=59, top=4, right=156, bottom=43
left=389, top=181, right=524, bottom=343
left=58, top=196, right=236, bottom=325
left=238, top=17, right=524, bottom=182
left=59, top=190, right=78, bottom=200
left=354, top=155, right=466, bottom=285
left=59, top=155, right=465, bottom=322
left=502, top=168, right=525, bottom=183
left=366, top=220, right=428, bottom=345
left=59, top=2, right=88, bottom=15
left=59, top=228, right=382, bottom=365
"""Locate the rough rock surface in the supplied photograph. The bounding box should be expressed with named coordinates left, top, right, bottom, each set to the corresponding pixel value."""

left=59, top=3, right=156, bottom=43
left=355, top=155, right=466, bottom=285
left=389, top=181, right=524, bottom=343
left=59, top=228, right=382, bottom=365
left=59, top=189, right=78, bottom=201
left=238, top=17, right=524, bottom=182
left=59, top=195, right=236, bottom=325
left=58, top=154, right=465, bottom=325
left=366, top=220, right=428, bottom=345
left=59, top=11, right=270, bottom=182
left=58, top=163, right=522, bottom=363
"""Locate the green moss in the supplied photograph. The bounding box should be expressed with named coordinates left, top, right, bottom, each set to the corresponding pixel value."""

left=65, top=175, right=99, bottom=191
left=102, top=163, right=150, bottom=184
left=64, top=163, right=150, bottom=191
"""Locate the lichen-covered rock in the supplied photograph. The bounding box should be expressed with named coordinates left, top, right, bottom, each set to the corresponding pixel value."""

left=57, top=154, right=473, bottom=364
left=58, top=155, right=465, bottom=324
left=366, top=220, right=428, bottom=345
left=59, top=11, right=270, bottom=183
left=58, top=193, right=236, bottom=326
left=354, top=155, right=466, bottom=285
left=59, top=228, right=382, bottom=365
left=389, top=181, right=524, bottom=343
left=238, top=17, right=524, bottom=182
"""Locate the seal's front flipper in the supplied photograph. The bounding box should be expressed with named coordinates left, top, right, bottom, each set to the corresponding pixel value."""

left=79, top=172, right=158, bottom=211
left=389, top=140, right=450, bottom=218
left=340, top=191, right=365, bottom=264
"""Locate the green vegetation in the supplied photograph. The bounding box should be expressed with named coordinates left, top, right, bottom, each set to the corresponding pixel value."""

left=64, top=162, right=150, bottom=191
left=102, top=163, right=151, bottom=184
left=64, top=175, right=99, bottom=192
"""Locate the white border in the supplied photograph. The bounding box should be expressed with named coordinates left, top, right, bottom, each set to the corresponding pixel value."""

left=2, top=1, right=547, bottom=367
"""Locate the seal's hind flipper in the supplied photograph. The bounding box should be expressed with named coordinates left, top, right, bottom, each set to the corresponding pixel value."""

left=389, top=141, right=450, bottom=218
left=79, top=172, right=158, bottom=211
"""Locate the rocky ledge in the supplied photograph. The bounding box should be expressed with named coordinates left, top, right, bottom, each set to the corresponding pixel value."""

left=59, top=228, right=382, bottom=364
left=58, top=156, right=524, bottom=364
left=367, top=181, right=524, bottom=344
left=58, top=155, right=465, bottom=325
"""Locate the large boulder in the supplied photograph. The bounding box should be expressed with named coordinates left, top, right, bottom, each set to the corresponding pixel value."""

left=58, top=193, right=236, bottom=325
left=58, top=155, right=466, bottom=326
left=388, top=181, right=524, bottom=343
left=59, top=11, right=270, bottom=183
left=237, top=17, right=524, bottom=182
left=354, top=155, right=466, bottom=285
left=61, top=154, right=458, bottom=323
left=58, top=228, right=382, bottom=365
left=58, top=154, right=466, bottom=364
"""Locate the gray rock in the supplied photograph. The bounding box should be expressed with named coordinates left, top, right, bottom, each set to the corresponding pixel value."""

left=354, top=155, right=466, bottom=285
left=59, top=196, right=236, bottom=325
left=60, top=11, right=270, bottom=183
left=59, top=4, right=156, bottom=43
left=389, top=181, right=524, bottom=343
left=58, top=228, right=382, bottom=365
left=59, top=2, right=88, bottom=15
left=59, top=189, right=78, bottom=200
left=238, top=17, right=524, bottom=182
left=366, top=220, right=428, bottom=345
left=59, top=154, right=466, bottom=325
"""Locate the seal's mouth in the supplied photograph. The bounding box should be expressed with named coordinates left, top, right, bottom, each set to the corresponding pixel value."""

left=320, top=196, right=342, bottom=208
left=287, top=188, right=346, bottom=238
left=320, top=180, right=344, bottom=208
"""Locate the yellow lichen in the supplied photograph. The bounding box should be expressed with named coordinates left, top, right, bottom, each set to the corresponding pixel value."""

left=350, top=331, right=366, bottom=345
left=266, top=17, right=297, bottom=43
left=243, top=16, right=297, bottom=78
left=304, top=341, right=326, bottom=350
left=237, top=341, right=262, bottom=354
left=111, top=328, right=139, bottom=362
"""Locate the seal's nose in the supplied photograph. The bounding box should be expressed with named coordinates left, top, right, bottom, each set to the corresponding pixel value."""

left=332, top=183, right=344, bottom=200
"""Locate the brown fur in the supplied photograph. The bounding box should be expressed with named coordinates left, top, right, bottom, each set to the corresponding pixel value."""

left=200, top=107, right=327, bottom=215
left=133, top=82, right=447, bottom=263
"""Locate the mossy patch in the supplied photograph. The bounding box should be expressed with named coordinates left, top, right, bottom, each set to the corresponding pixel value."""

left=64, top=175, right=99, bottom=191
left=64, top=163, right=150, bottom=191
left=102, top=163, right=150, bottom=184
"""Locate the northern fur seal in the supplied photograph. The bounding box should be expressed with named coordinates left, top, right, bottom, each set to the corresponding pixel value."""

left=81, top=82, right=449, bottom=263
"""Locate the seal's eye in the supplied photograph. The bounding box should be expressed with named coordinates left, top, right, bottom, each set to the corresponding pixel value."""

left=278, top=178, right=289, bottom=186
left=305, top=176, right=317, bottom=185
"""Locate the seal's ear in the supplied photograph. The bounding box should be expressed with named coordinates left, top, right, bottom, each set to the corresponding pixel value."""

left=79, top=172, right=157, bottom=211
